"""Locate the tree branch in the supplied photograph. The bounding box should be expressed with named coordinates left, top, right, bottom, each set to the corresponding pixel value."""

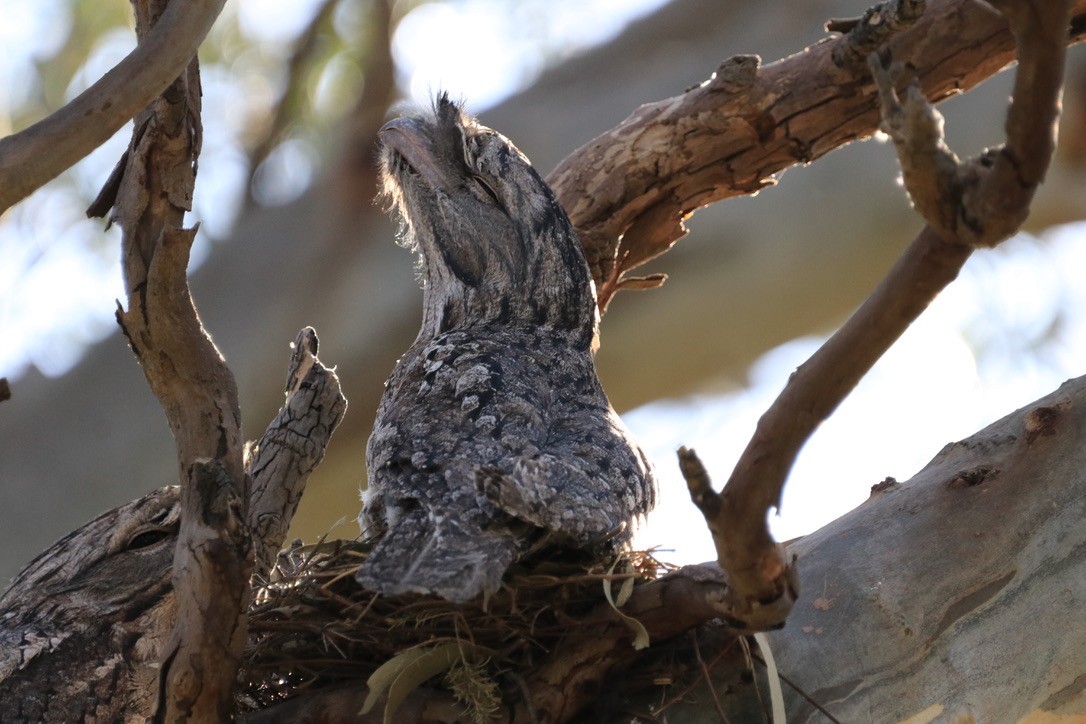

left=547, top=0, right=1086, bottom=310
left=84, top=0, right=247, bottom=718
left=682, top=0, right=1073, bottom=613
left=828, top=0, right=927, bottom=67
left=247, top=327, right=347, bottom=578
left=0, top=0, right=226, bottom=215
left=872, top=0, right=1071, bottom=245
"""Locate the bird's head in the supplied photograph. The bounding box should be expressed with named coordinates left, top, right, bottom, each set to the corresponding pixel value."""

left=378, top=94, right=598, bottom=348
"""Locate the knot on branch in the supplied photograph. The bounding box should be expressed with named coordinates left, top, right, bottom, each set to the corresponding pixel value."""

left=189, top=459, right=244, bottom=531
left=708, top=55, right=761, bottom=93
left=829, top=0, right=926, bottom=68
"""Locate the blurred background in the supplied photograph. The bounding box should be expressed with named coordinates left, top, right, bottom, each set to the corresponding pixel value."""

left=2, top=0, right=1086, bottom=582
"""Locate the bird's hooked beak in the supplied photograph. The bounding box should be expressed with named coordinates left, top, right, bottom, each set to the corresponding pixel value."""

left=379, top=117, right=448, bottom=192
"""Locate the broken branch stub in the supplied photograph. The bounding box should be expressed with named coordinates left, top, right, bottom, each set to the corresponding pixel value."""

left=248, top=327, right=347, bottom=578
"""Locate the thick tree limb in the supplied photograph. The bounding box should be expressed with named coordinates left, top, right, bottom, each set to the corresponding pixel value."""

left=682, top=0, right=1073, bottom=615
left=0, top=488, right=179, bottom=721
left=0, top=0, right=225, bottom=215
left=547, top=0, right=1086, bottom=310
left=765, top=379, right=1086, bottom=721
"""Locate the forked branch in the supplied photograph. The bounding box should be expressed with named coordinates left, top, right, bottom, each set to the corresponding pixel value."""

left=684, top=0, right=1074, bottom=614
left=0, top=330, right=344, bottom=719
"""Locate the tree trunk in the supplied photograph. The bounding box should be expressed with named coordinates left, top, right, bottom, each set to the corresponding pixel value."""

left=767, top=377, right=1086, bottom=721
left=621, top=376, right=1086, bottom=722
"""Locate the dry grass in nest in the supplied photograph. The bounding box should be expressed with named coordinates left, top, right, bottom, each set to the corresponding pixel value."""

left=235, top=538, right=673, bottom=718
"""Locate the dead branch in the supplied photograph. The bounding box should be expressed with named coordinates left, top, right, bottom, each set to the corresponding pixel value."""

left=0, top=0, right=225, bottom=215
left=247, top=327, right=347, bottom=577
left=683, top=0, right=1073, bottom=614
left=546, top=0, right=1086, bottom=310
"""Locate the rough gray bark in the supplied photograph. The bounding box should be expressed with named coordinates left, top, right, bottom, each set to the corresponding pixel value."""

left=0, top=487, right=178, bottom=722
left=0, top=330, right=344, bottom=721
left=248, top=328, right=347, bottom=577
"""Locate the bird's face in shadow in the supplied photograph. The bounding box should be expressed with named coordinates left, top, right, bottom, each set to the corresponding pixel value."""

left=378, top=95, right=597, bottom=346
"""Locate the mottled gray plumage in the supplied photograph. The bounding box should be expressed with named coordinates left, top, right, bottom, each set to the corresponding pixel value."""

left=357, top=96, right=656, bottom=603
left=0, top=487, right=179, bottom=721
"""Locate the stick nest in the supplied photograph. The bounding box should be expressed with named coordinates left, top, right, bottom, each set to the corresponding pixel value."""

left=236, top=538, right=671, bottom=719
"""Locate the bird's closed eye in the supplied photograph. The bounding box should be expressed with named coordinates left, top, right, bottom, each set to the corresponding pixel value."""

left=471, top=173, right=502, bottom=205
left=125, top=526, right=173, bottom=551
left=461, top=132, right=503, bottom=206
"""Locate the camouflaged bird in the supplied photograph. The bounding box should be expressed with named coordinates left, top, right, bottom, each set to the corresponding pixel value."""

left=357, top=96, right=656, bottom=603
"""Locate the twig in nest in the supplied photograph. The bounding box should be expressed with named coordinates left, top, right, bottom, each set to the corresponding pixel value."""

left=693, top=632, right=732, bottom=723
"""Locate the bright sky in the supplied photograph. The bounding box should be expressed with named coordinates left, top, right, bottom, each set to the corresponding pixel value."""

left=2, top=0, right=1085, bottom=565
